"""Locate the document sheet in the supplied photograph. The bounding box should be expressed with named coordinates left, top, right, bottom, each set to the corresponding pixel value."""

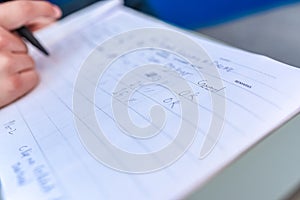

left=1, top=1, right=300, bottom=199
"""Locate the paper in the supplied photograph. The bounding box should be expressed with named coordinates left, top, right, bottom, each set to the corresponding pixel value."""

left=1, top=1, right=300, bottom=199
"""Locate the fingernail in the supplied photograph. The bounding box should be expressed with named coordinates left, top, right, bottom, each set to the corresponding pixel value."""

left=52, top=5, right=62, bottom=18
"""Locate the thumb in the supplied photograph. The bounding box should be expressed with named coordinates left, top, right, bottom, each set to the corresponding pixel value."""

left=0, top=1, right=61, bottom=30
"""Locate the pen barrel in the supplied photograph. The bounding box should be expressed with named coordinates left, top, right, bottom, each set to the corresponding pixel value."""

left=16, top=26, right=49, bottom=56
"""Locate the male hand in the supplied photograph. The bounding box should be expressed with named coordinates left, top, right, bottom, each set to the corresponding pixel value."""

left=0, top=0, right=61, bottom=108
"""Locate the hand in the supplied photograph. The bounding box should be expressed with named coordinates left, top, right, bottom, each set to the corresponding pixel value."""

left=0, top=1, right=62, bottom=108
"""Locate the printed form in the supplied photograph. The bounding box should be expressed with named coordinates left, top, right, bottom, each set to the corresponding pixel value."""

left=1, top=1, right=300, bottom=199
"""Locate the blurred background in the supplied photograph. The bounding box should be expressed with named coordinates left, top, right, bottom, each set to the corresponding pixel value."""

left=199, top=2, right=300, bottom=68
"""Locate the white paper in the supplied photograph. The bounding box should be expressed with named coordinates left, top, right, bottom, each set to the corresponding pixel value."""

left=1, top=1, right=300, bottom=199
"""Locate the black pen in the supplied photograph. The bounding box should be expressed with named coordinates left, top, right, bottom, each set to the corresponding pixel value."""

left=16, top=26, right=49, bottom=56
left=0, top=0, right=49, bottom=56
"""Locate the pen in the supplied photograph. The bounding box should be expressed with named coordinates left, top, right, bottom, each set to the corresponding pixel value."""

left=0, top=0, right=49, bottom=56
left=16, top=26, right=49, bottom=56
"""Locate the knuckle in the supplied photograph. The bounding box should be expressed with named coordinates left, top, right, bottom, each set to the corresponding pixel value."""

left=7, top=75, right=22, bottom=92
left=7, top=70, right=39, bottom=94
left=0, top=52, right=13, bottom=72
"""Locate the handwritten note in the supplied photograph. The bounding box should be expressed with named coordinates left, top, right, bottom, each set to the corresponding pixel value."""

left=1, top=1, right=300, bottom=199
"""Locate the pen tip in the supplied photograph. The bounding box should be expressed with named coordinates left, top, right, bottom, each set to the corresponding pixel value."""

left=42, top=48, right=50, bottom=56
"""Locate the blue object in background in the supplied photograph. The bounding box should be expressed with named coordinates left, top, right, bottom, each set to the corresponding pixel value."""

left=49, top=0, right=300, bottom=29
left=143, top=0, right=300, bottom=28
left=49, top=0, right=99, bottom=17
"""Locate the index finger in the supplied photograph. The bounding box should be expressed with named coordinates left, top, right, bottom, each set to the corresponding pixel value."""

left=0, top=1, right=62, bottom=30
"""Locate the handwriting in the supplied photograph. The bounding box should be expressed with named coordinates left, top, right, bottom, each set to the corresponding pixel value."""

left=34, top=165, right=55, bottom=193
left=12, top=162, right=26, bottom=186
left=163, top=98, right=180, bottom=109
left=178, top=90, right=201, bottom=103
left=19, top=146, right=35, bottom=165
left=11, top=145, right=56, bottom=194
left=234, top=80, right=252, bottom=89
left=165, top=63, right=193, bottom=77
left=213, top=61, right=234, bottom=72
left=197, top=80, right=226, bottom=93
left=144, top=72, right=162, bottom=82
left=3, top=120, right=16, bottom=135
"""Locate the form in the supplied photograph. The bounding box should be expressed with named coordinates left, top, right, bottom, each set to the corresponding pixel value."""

left=1, top=1, right=300, bottom=199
